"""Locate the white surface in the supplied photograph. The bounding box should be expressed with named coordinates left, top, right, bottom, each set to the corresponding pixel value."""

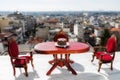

left=0, top=51, right=120, bottom=80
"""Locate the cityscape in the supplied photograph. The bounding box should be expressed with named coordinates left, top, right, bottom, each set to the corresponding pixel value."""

left=0, top=11, right=120, bottom=51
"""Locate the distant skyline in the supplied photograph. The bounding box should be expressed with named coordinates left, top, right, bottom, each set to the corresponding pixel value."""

left=0, top=0, right=120, bottom=11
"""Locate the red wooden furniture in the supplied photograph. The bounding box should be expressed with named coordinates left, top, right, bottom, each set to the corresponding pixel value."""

left=34, top=42, right=89, bottom=75
left=8, top=37, right=34, bottom=77
left=91, top=35, right=117, bottom=72
left=53, top=29, right=69, bottom=42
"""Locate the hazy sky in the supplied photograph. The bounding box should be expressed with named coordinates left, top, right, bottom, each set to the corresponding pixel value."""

left=0, top=0, right=120, bottom=11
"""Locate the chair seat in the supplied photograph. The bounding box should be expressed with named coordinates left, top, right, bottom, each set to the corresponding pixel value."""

left=102, top=54, right=113, bottom=62
left=13, top=56, right=31, bottom=67
left=95, top=52, right=113, bottom=62
left=95, top=52, right=105, bottom=59
left=14, top=59, right=26, bottom=67
left=19, top=56, right=31, bottom=63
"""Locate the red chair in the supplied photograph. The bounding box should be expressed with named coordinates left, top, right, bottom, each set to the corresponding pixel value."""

left=91, top=34, right=117, bottom=72
left=53, top=29, right=69, bottom=42
left=8, top=37, right=34, bottom=77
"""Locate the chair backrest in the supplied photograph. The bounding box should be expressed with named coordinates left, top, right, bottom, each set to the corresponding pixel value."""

left=8, top=37, right=19, bottom=58
left=54, top=29, right=69, bottom=42
left=106, top=35, right=117, bottom=53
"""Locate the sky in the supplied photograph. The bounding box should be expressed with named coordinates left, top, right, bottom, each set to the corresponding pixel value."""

left=0, top=0, right=120, bottom=11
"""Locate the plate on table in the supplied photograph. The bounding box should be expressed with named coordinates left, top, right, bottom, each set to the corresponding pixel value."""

left=55, top=42, right=69, bottom=48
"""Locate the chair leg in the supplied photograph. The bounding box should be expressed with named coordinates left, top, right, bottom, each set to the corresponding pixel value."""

left=30, top=52, right=34, bottom=68
left=91, top=54, right=95, bottom=62
left=13, top=66, right=16, bottom=76
left=31, top=58, right=34, bottom=68
left=24, top=64, right=28, bottom=77
left=98, top=61, right=102, bottom=72
left=111, top=61, right=113, bottom=70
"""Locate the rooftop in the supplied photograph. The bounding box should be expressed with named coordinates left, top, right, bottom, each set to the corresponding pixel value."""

left=0, top=45, right=120, bottom=80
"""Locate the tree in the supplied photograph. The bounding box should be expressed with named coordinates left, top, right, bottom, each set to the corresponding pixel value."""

left=100, top=29, right=111, bottom=46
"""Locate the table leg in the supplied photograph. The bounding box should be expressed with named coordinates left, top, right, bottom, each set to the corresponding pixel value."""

left=49, top=59, right=56, bottom=64
left=47, top=54, right=58, bottom=75
left=46, top=62, right=58, bottom=75
left=65, top=61, right=77, bottom=75
left=65, top=54, right=77, bottom=75
left=49, top=54, right=74, bottom=65
left=47, top=54, right=77, bottom=75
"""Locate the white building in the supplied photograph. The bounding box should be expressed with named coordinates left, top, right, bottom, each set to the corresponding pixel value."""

left=74, top=23, right=84, bottom=41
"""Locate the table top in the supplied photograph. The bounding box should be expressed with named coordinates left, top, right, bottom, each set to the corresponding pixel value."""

left=34, top=42, right=90, bottom=54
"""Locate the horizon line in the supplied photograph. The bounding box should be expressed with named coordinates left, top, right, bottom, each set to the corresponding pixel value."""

left=0, top=10, right=120, bottom=12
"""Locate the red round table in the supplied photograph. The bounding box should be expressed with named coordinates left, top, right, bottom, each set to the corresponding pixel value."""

left=34, top=42, right=89, bottom=75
